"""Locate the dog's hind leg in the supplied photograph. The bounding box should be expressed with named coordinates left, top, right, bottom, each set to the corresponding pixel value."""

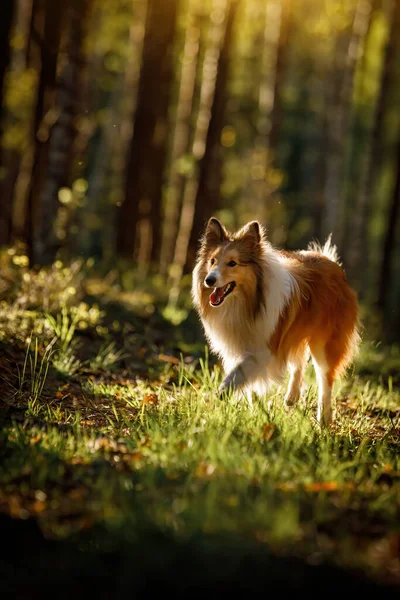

left=311, top=325, right=357, bottom=425
left=310, top=344, right=335, bottom=426
left=284, top=361, right=305, bottom=407
left=313, top=357, right=333, bottom=425
left=284, top=345, right=308, bottom=407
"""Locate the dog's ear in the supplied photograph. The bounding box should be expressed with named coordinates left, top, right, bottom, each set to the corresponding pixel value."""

left=204, top=218, right=228, bottom=246
left=236, top=221, right=264, bottom=245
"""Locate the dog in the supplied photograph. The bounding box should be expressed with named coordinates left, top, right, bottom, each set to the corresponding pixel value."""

left=192, top=218, right=360, bottom=425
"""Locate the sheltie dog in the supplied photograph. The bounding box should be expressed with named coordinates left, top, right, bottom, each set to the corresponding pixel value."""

left=192, top=218, right=360, bottom=425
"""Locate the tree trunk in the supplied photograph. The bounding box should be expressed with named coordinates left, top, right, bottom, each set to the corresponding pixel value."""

left=0, top=0, right=34, bottom=243
left=268, top=0, right=292, bottom=156
left=0, top=0, right=16, bottom=246
left=347, top=0, right=400, bottom=292
left=25, top=0, right=65, bottom=265
left=322, top=0, right=371, bottom=241
left=35, top=0, right=90, bottom=265
left=117, top=0, right=178, bottom=267
left=159, top=3, right=202, bottom=277
left=184, top=0, right=237, bottom=273
left=246, top=0, right=284, bottom=229
left=377, top=129, right=400, bottom=313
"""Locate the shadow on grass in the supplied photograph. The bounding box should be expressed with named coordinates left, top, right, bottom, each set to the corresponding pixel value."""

left=1, top=513, right=399, bottom=598
left=1, top=425, right=400, bottom=597
left=83, top=291, right=205, bottom=348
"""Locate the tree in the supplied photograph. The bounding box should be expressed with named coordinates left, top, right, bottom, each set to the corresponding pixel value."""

left=159, top=3, right=202, bottom=277
left=268, top=0, right=292, bottom=156
left=0, top=0, right=34, bottom=245
left=377, top=126, right=400, bottom=315
left=23, top=0, right=91, bottom=265
left=347, top=0, right=400, bottom=293
left=25, top=0, right=65, bottom=265
left=322, top=0, right=372, bottom=241
left=36, top=0, right=90, bottom=265
left=117, top=0, right=178, bottom=266
left=184, top=0, right=238, bottom=273
left=0, top=0, right=16, bottom=246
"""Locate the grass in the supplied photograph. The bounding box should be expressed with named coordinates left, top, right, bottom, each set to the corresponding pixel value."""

left=0, top=251, right=399, bottom=595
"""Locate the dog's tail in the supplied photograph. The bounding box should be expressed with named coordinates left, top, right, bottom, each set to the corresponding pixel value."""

left=307, top=234, right=341, bottom=265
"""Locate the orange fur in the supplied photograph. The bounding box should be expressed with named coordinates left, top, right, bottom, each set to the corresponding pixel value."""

left=192, top=218, right=360, bottom=425
left=270, top=252, right=359, bottom=378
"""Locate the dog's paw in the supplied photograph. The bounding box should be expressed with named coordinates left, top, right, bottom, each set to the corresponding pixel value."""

left=284, top=394, right=299, bottom=408
left=317, top=406, right=333, bottom=427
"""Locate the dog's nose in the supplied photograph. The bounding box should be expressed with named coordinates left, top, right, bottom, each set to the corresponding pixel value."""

left=205, top=275, right=216, bottom=287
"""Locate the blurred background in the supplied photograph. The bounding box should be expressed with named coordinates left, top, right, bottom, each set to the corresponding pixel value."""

left=0, top=0, right=399, bottom=341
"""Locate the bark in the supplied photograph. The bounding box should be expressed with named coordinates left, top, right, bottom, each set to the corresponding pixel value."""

left=159, top=4, right=202, bottom=277
left=268, top=0, right=292, bottom=155
left=312, top=103, right=329, bottom=241
left=347, top=0, right=400, bottom=291
left=184, top=0, right=237, bottom=274
left=322, top=0, right=371, bottom=241
left=0, top=0, right=33, bottom=242
left=117, top=0, right=178, bottom=266
left=0, top=0, right=16, bottom=246
left=25, top=0, right=64, bottom=265
left=35, top=0, right=90, bottom=265
left=247, top=0, right=283, bottom=226
left=0, top=0, right=15, bottom=139
left=377, top=129, right=400, bottom=313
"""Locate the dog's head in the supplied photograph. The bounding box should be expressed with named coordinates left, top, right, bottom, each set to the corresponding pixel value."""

left=194, top=218, right=266, bottom=311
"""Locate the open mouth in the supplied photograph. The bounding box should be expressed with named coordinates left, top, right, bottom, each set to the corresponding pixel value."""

left=209, top=282, right=236, bottom=306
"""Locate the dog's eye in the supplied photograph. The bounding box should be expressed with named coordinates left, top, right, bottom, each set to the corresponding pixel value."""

left=210, top=258, right=216, bottom=265
left=227, top=260, right=237, bottom=267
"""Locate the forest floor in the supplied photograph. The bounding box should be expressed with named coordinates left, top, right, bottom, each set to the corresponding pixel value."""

left=0, top=252, right=400, bottom=598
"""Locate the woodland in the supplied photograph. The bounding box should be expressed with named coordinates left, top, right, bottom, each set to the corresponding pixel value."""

left=0, top=0, right=399, bottom=596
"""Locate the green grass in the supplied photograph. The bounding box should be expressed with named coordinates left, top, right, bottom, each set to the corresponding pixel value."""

left=0, top=254, right=399, bottom=593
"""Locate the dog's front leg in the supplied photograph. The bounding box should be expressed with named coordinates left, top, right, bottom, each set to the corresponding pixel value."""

left=219, top=350, right=270, bottom=395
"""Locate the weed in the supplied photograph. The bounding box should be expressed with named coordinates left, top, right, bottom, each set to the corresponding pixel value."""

left=89, top=340, right=128, bottom=371
left=45, top=306, right=81, bottom=355
left=17, top=337, right=54, bottom=414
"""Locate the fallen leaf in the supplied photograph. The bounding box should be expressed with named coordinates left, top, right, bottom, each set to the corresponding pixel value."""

left=128, top=452, right=143, bottom=462
left=142, top=393, right=158, bottom=405
left=304, top=481, right=339, bottom=492
left=158, top=354, right=179, bottom=365
left=262, top=423, right=275, bottom=441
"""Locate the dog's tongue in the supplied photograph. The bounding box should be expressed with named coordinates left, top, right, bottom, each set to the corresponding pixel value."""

left=210, top=287, right=224, bottom=304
